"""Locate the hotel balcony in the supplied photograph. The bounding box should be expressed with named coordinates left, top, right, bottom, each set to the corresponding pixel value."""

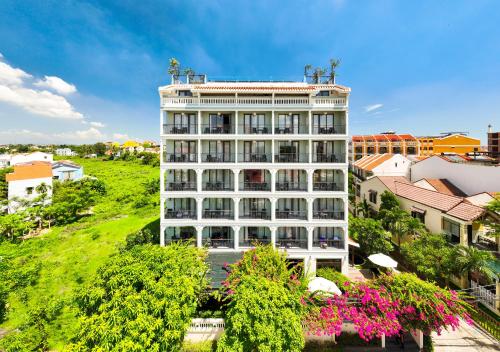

left=238, top=153, right=272, bottom=163
left=274, top=112, right=308, bottom=134
left=312, top=112, right=346, bottom=134
left=164, top=226, right=196, bottom=244
left=163, top=124, right=197, bottom=134
left=239, top=198, right=271, bottom=220
left=164, top=169, right=197, bottom=192
left=163, top=140, right=197, bottom=163
left=239, top=169, right=270, bottom=191
left=202, top=226, right=234, bottom=249
left=238, top=112, right=272, bottom=134
left=201, top=112, right=235, bottom=134
left=201, top=141, right=235, bottom=163
left=164, top=198, right=197, bottom=219
left=275, top=140, right=309, bottom=163
left=162, top=111, right=197, bottom=134
left=312, top=227, right=345, bottom=250
left=202, top=198, right=234, bottom=219
left=406, top=146, right=417, bottom=155
left=275, top=169, right=307, bottom=191
left=312, top=198, right=345, bottom=220
left=276, top=227, right=308, bottom=249
left=237, top=140, right=272, bottom=163
left=239, top=227, right=271, bottom=247
left=202, top=169, right=234, bottom=191
left=312, top=141, right=346, bottom=163
left=276, top=198, right=307, bottom=220
left=313, top=169, right=344, bottom=192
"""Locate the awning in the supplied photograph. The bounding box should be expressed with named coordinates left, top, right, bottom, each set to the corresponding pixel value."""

left=368, top=253, right=398, bottom=268
left=308, top=277, right=342, bottom=295
left=348, top=238, right=360, bottom=248
left=411, top=206, right=426, bottom=214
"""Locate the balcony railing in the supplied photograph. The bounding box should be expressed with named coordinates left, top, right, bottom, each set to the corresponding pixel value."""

left=239, top=210, right=271, bottom=220
left=312, top=124, right=347, bottom=134
left=274, top=126, right=308, bottom=134
left=274, top=153, right=309, bottom=163
left=203, top=182, right=233, bottom=191
left=164, top=153, right=197, bottom=163
left=204, top=238, right=234, bottom=248
left=276, top=210, right=307, bottom=220
left=312, top=153, right=345, bottom=163
left=165, top=210, right=197, bottom=219
left=239, top=238, right=271, bottom=247
left=275, top=182, right=307, bottom=191
left=163, top=124, right=197, bottom=134
left=166, top=182, right=197, bottom=191
left=240, top=182, right=270, bottom=191
left=239, top=125, right=271, bottom=134
left=201, top=124, right=233, bottom=134
left=313, top=211, right=344, bottom=220
left=161, top=96, right=347, bottom=108
left=166, top=236, right=195, bottom=245
left=202, top=153, right=235, bottom=163
left=313, top=239, right=344, bottom=249
left=276, top=238, right=308, bottom=249
left=202, top=210, right=234, bottom=219
left=313, top=182, right=343, bottom=191
left=238, top=153, right=271, bottom=163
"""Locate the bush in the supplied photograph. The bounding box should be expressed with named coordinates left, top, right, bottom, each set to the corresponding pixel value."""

left=316, top=267, right=351, bottom=288
left=124, top=228, right=154, bottom=249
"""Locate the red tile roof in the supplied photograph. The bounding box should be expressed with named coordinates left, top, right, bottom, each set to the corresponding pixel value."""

left=353, top=154, right=393, bottom=171
left=446, top=202, right=485, bottom=221
left=377, top=176, right=412, bottom=192
left=6, top=161, right=53, bottom=181
left=424, top=178, right=467, bottom=197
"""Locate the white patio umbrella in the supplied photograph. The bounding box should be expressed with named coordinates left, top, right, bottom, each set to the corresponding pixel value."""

left=367, top=253, right=398, bottom=268
left=308, top=277, right=342, bottom=295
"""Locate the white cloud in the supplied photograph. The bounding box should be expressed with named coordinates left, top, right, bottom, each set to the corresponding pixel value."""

left=0, top=55, right=83, bottom=120
left=34, top=75, right=77, bottom=95
left=113, top=133, right=129, bottom=141
left=54, top=127, right=104, bottom=141
left=364, top=103, right=383, bottom=112
left=89, top=121, right=105, bottom=128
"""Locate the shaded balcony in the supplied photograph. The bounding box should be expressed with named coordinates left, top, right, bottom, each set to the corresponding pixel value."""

left=276, top=227, right=307, bottom=249
left=312, top=141, right=346, bottom=163
left=239, top=169, right=270, bottom=191
left=238, top=140, right=272, bottom=163
left=202, top=169, right=234, bottom=191
left=201, top=140, right=235, bottom=163
left=165, top=198, right=197, bottom=219
left=201, top=112, right=234, bottom=134
left=202, top=226, right=234, bottom=249
left=313, top=169, right=344, bottom=192
left=406, top=146, right=417, bottom=155
left=276, top=198, right=307, bottom=220
left=202, top=198, right=234, bottom=219
left=238, top=112, right=271, bottom=134
left=239, top=198, right=271, bottom=220
left=274, top=112, right=308, bottom=134
left=313, top=198, right=345, bottom=220
left=312, top=112, right=346, bottom=134
left=392, top=146, right=402, bottom=154
left=165, top=169, right=197, bottom=192
left=275, top=169, right=307, bottom=191
left=164, top=226, right=196, bottom=245
left=274, top=141, right=309, bottom=163
left=313, top=227, right=344, bottom=249
left=162, top=111, right=197, bottom=134
left=163, top=140, right=197, bottom=163
left=239, top=227, right=271, bottom=247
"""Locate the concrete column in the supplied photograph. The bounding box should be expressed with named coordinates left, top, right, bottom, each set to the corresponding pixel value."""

left=308, top=110, right=312, bottom=135
left=341, top=255, right=349, bottom=275
left=307, top=226, right=314, bottom=251
left=271, top=110, right=275, bottom=133
left=343, top=169, right=348, bottom=193
left=307, top=169, right=314, bottom=193
left=233, top=169, right=240, bottom=192
left=271, top=139, right=275, bottom=163
left=270, top=226, right=277, bottom=248
left=234, top=197, right=240, bottom=221
left=304, top=256, right=316, bottom=276
left=197, top=140, right=201, bottom=164
left=309, top=140, right=313, bottom=163
left=196, top=226, right=203, bottom=248
left=160, top=225, right=165, bottom=247
left=460, top=223, right=468, bottom=246
left=270, top=198, right=277, bottom=222
left=270, top=169, right=277, bottom=193
left=160, top=169, right=165, bottom=194
left=234, top=138, right=238, bottom=163
left=197, top=110, right=201, bottom=135
left=343, top=196, right=348, bottom=221
left=160, top=198, right=165, bottom=221
left=233, top=226, right=240, bottom=250
left=307, top=198, right=314, bottom=221
left=343, top=224, right=349, bottom=251
left=196, top=169, right=203, bottom=192
left=197, top=197, right=203, bottom=221
left=235, top=111, right=238, bottom=134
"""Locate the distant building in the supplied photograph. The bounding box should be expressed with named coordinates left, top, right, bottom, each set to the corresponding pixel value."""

left=410, top=155, right=500, bottom=196
left=487, top=125, right=499, bottom=163
left=55, top=148, right=77, bottom=157
left=351, top=132, right=419, bottom=161
left=0, top=154, right=11, bottom=168
left=417, top=132, right=481, bottom=157
left=52, top=160, right=83, bottom=181
left=6, top=161, right=53, bottom=213
left=122, top=140, right=140, bottom=152
left=10, top=152, right=53, bottom=166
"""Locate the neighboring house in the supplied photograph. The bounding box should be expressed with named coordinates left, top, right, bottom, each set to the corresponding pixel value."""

left=10, top=152, right=53, bottom=166
left=6, top=161, right=53, bottom=213
left=352, top=154, right=411, bottom=201
left=136, top=145, right=145, bottom=153
left=122, top=140, right=140, bottom=152
left=55, top=148, right=77, bottom=157
left=410, top=155, right=500, bottom=196
left=417, top=132, right=481, bottom=157
left=52, top=161, right=83, bottom=181
left=351, top=133, right=419, bottom=161
left=487, top=125, right=500, bottom=163
left=0, top=154, right=11, bottom=168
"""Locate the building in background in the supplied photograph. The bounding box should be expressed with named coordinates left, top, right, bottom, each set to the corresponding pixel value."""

left=160, top=76, right=350, bottom=274
left=417, top=132, right=481, bottom=157
left=55, top=148, right=77, bottom=157
left=9, top=152, right=53, bottom=166
left=351, top=132, right=418, bottom=161
left=6, top=161, right=53, bottom=213
left=52, top=160, right=83, bottom=181
left=487, top=124, right=499, bottom=163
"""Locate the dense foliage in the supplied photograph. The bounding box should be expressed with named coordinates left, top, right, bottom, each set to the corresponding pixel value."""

left=349, top=216, right=393, bottom=254
left=217, top=245, right=306, bottom=352
left=0, top=167, right=13, bottom=202
left=316, top=267, right=351, bottom=287
left=66, top=243, right=208, bottom=351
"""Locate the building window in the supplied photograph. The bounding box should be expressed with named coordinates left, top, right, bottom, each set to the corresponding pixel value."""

left=368, top=190, right=377, bottom=204
left=26, top=187, right=33, bottom=195
left=411, top=210, right=425, bottom=224
left=316, top=90, right=330, bottom=96
left=178, top=90, right=192, bottom=96
left=442, top=218, right=460, bottom=243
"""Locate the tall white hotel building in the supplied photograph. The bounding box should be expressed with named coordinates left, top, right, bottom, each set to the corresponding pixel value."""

left=159, top=74, right=350, bottom=274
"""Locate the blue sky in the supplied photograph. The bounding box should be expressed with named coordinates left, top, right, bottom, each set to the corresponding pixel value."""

left=0, top=0, right=499, bottom=144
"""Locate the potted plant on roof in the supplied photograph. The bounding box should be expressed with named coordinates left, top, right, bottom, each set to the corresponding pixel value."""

left=168, top=58, right=180, bottom=83
left=312, top=67, right=326, bottom=84
left=328, top=58, right=341, bottom=84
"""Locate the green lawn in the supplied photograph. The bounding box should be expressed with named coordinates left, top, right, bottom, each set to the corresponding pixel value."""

left=0, top=157, right=160, bottom=350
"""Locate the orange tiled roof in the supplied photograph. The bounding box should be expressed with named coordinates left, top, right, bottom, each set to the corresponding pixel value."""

left=351, top=134, right=417, bottom=143
left=353, top=154, right=393, bottom=171
left=6, top=161, right=53, bottom=182
left=423, top=178, right=467, bottom=197
left=376, top=176, right=412, bottom=192
left=446, top=202, right=485, bottom=221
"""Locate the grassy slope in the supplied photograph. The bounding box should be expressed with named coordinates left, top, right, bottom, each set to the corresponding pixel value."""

left=0, top=158, right=159, bottom=350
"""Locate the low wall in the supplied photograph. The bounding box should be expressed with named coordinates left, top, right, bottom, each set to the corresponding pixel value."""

left=185, top=318, right=225, bottom=343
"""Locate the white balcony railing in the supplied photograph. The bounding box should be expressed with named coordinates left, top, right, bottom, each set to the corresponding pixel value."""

left=161, top=96, right=347, bottom=108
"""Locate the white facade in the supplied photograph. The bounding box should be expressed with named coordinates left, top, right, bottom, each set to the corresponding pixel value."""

left=159, top=80, right=350, bottom=274
left=10, top=152, right=53, bottom=166
left=8, top=177, right=53, bottom=213
left=410, top=156, right=500, bottom=195
left=55, top=148, right=77, bottom=156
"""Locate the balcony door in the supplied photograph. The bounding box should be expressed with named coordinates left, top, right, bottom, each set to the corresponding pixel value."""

left=209, top=113, right=230, bottom=129
left=174, top=141, right=196, bottom=155
left=277, top=170, right=299, bottom=183
left=206, top=169, right=231, bottom=186
left=314, top=170, right=335, bottom=183
left=244, top=170, right=264, bottom=183
left=244, top=113, right=265, bottom=132
left=279, top=141, right=299, bottom=156
left=208, top=141, right=231, bottom=157
left=313, top=113, right=334, bottom=132
left=278, top=114, right=299, bottom=133
left=244, top=141, right=266, bottom=161
left=174, top=113, right=195, bottom=128
left=172, top=169, right=194, bottom=183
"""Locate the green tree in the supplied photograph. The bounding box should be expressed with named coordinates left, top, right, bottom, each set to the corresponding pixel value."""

left=93, top=142, right=106, bottom=156
left=353, top=199, right=370, bottom=218
left=483, top=196, right=500, bottom=238
left=0, top=167, right=13, bottom=200
left=328, top=58, right=341, bottom=84
left=349, top=217, right=393, bottom=255
left=66, top=243, right=208, bottom=352
left=455, top=245, right=495, bottom=283
left=168, top=57, right=180, bottom=77
left=0, top=212, right=34, bottom=241
left=378, top=191, right=400, bottom=212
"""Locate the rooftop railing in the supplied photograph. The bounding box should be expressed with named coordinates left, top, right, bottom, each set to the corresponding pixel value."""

left=161, top=96, right=347, bottom=107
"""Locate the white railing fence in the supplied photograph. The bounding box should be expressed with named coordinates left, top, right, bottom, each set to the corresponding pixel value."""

left=470, top=281, right=498, bottom=312
left=161, top=96, right=347, bottom=107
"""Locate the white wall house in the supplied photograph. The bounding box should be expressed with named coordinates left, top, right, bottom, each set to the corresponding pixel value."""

left=160, top=78, right=350, bottom=275
left=10, top=152, right=53, bottom=166
left=6, top=162, right=53, bottom=213
left=55, top=148, right=77, bottom=157
left=410, top=155, right=500, bottom=196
